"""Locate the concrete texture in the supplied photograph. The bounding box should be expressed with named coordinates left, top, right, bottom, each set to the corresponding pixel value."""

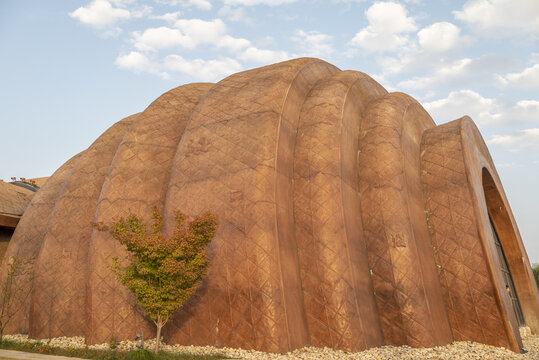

left=1, top=58, right=537, bottom=353
left=0, top=350, right=86, bottom=360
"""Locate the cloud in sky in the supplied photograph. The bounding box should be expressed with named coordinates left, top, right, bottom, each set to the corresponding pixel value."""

left=188, top=0, right=212, bottom=10
left=149, top=11, right=181, bottom=23
left=222, top=0, right=296, bottom=6
left=174, top=18, right=228, bottom=45
left=70, top=0, right=130, bottom=29
left=397, top=55, right=515, bottom=92
left=418, top=22, right=473, bottom=52
left=154, top=0, right=211, bottom=9
left=132, top=19, right=250, bottom=52
left=218, top=5, right=251, bottom=23
left=488, top=128, right=539, bottom=152
left=349, top=1, right=417, bottom=52
left=238, top=46, right=290, bottom=64
left=133, top=26, right=187, bottom=51
left=163, top=55, right=242, bottom=80
left=292, top=30, right=333, bottom=58
left=115, top=51, right=170, bottom=78
left=423, top=89, right=539, bottom=127
left=498, top=64, right=539, bottom=90
left=454, top=0, right=539, bottom=35
left=115, top=50, right=151, bottom=71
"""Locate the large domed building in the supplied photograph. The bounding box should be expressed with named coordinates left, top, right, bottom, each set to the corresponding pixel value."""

left=1, top=58, right=538, bottom=353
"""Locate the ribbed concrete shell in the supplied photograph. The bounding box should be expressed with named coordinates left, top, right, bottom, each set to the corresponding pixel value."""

left=1, top=58, right=538, bottom=353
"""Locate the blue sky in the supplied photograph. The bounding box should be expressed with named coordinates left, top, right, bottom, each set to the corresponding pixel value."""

left=1, top=0, right=538, bottom=261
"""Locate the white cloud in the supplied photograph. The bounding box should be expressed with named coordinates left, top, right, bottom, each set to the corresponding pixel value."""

left=70, top=0, right=130, bottom=29
left=238, top=46, right=290, bottom=64
left=116, top=51, right=151, bottom=71
left=115, top=51, right=169, bottom=78
left=423, top=89, right=539, bottom=127
left=163, top=55, right=242, bottom=81
left=188, top=0, right=212, bottom=10
left=424, top=90, right=499, bottom=125
left=349, top=2, right=417, bottom=52
left=454, top=0, right=539, bottom=35
left=399, top=58, right=473, bottom=89
left=154, top=0, right=211, bottom=9
left=174, top=18, right=227, bottom=45
left=132, top=19, right=248, bottom=52
left=331, top=0, right=367, bottom=2
left=131, top=5, right=153, bottom=18
left=292, top=30, right=333, bottom=58
left=223, top=0, right=296, bottom=5
left=154, top=0, right=182, bottom=4
left=109, top=0, right=135, bottom=6
left=488, top=129, right=539, bottom=151
left=418, top=22, right=472, bottom=52
left=149, top=11, right=181, bottom=23
left=498, top=64, right=539, bottom=89
left=133, top=27, right=188, bottom=51
left=398, top=55, right=514, bottom=91
left=217, top=35, right=251, bottom=52
left=218, top=5, right=251, bottom=22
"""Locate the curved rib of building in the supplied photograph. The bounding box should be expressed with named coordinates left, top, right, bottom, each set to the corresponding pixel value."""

left=1, top=58, right=538, bottom=353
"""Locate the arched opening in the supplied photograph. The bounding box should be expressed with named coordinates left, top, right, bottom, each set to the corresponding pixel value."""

left=488, top=214, right=525, bottom=325
left=482, top=167, right=537, bottom=331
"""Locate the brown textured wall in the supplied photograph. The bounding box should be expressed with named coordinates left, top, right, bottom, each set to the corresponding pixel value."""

left=0, top=151, right=85, bottom=335
left=293, top=70, right=386, bottom=349
left=358, top=93, right=452, bottom=347
left=29, top=115, right=138, bottom=339
left=2, top=58, right=537, bottom=354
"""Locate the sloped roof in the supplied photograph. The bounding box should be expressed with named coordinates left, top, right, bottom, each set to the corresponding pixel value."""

left=29, top=177, right=49, bottom=188
left=0, top=180, right=35, bottom=217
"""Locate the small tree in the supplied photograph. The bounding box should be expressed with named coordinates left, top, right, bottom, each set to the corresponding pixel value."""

left=533, top=263, right=539, bottom=290
left=98, top=207, right=217, bottom=353
left=0, top=256, right=33, bottom=342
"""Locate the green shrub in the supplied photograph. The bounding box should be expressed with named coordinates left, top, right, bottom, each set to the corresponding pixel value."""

left=126, top=349, right=156, bottom=360
left=533, top=263, right=539, bottom=290
left=109, top=336, right=119, bottom=350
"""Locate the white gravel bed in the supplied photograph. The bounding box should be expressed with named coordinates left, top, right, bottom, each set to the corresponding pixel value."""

left=3, top=333, right=539, bottom=359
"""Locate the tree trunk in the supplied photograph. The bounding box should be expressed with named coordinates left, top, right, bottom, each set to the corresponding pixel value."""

left=155, top=320, right=162, bottom=354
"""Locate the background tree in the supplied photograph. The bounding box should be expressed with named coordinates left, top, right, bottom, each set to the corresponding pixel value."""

left=533, top=263, right=539, bottom=290
left=99, top=207, right=217, bottom=353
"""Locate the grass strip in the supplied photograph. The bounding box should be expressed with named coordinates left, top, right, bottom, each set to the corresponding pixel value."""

left=0, top=340, right=227, bottom=360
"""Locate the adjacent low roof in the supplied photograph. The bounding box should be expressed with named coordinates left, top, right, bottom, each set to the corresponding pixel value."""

left=0, top=180, right=35, bottom=218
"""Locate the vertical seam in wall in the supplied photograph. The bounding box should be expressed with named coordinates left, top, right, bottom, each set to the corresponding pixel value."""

left=30, top=151, right=84, bottom=337
left=400, top=101, right=444, bottom=344
left=419, top=127, right=455, bottom=341
left=273, top=60, right=334, bottom=349
left=340, top=76, right=367, bottom=348
left=160, top=84, right=218, bottom=344
left=87, top=115, right=140, bottom=342
left=274, top=62, right=300, bottom=350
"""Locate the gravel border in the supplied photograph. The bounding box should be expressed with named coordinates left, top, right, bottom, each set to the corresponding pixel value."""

left=3, top=333, right=539, bottom=360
